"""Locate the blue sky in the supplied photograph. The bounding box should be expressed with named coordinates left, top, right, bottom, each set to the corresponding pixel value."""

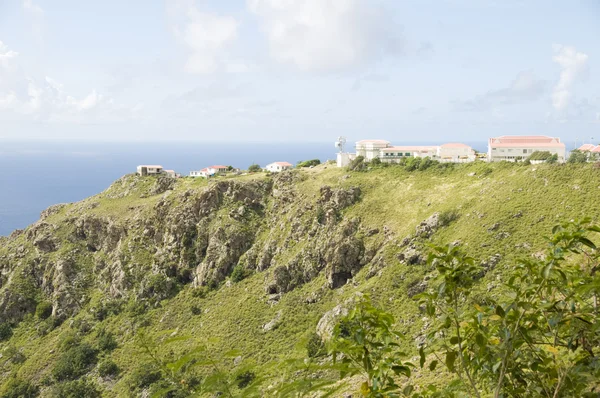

left=0, top=0, right=598, bottom=145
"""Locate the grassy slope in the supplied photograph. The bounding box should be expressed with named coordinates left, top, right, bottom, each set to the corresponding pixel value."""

left=1, top=162, right=599, bottom=396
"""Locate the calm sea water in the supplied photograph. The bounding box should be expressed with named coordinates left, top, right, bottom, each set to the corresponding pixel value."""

left=0, top=140, right=488, bottom=236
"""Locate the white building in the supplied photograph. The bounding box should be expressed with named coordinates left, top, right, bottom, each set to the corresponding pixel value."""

left=137, top=165, right=163, bottom=176
left=488, top=136, right=566, bottom=162
left=189, top=165, right=228, bottom=178
left=355, top=140, right=391, bottom=160
left=164, top=170, right=180, bottom=178
left=265, top=161, right=293, bottom=173
left=380, top=146, right=437, bottom=163
left=438, top=143, right=477, bottom=162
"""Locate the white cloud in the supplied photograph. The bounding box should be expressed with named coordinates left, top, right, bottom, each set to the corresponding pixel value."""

left=0, top=41, right=19, bottom=69
left=168, top=0, right=238, bottom=74
left=455, top=70, right=546, bottom=111
left=552, top=44, right=588, bottom=112
left=22, top=0, right=43, bottom=14
left=248, top=0, right=401, bottom=72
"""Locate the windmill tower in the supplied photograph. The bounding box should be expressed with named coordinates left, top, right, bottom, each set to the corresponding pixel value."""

left=335, top=136, right=351, bottom=167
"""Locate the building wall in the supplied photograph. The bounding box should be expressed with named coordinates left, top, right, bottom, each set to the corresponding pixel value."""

left=488, top=146, right=566, bottom=162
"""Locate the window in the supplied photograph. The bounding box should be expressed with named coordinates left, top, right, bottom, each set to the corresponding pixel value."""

left=405, top=153, right=411, bottom=156
left=523, top=149, right=527, bottom=154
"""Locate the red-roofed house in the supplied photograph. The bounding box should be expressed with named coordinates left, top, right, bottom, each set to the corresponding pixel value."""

left=488, top=136, right=566, bottom=162
left=266, top=161, right=293, bottom=173
left=578, top=144, right=597, bottom=152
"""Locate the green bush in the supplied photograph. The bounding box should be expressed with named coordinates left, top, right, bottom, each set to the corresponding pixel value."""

left=0, top=323, right=12, bottom=341
left=370, top=157, right=382, bottom=166
left=404, top=157, right=422, bottom=171
left=527, top=150, right=552, bottom=161
left=235, top=370, right=256, bottom=389
left=297, top=159, right=321, bottom=168
left=438, top=209, right=460, bottom=227
left=129, top=363, right=162, bottom=389
left=52, top=343, right=98, bottom=381
left=546, top=153, right=559, bottom=164
left=0, top=377, right=39, bottom=398
left=305, top=332, right=325, bottom=358
left=49, top=379, right=100, bottom=398
left=230, top=264, right=253, bottom=283
left=98, top=359, right=120, bottom=378
left=248, top=164, right=262, bottom=173
left=190, top=304, right=202, bottom=315
left=191, top=286, right=210, bottom=298
left=97, top=329, right=118, bottom=352
left=347, top=156, right=366, bottom=171
left=35, top=301, right=53, bottom=320
left=568, top=149, right=588, bottom=163
left=141, top=274, right=178, bottom=302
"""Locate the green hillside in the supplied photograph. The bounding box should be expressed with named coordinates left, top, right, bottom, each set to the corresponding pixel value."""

left=0, top=161, right=599, bottom=397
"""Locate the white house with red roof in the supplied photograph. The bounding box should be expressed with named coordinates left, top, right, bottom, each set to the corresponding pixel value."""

left=265, top=161, right=293, bottom=173
left=577, top=144, right=600, bottom=160
left=488, top=136, right=566, bottom=162
left=189, top=165, right=229, bottom=178
left=377, top=143, right=475, bottom=163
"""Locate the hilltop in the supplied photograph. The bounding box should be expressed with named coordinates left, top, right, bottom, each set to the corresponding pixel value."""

left=0, top=161, right=599, bottom=397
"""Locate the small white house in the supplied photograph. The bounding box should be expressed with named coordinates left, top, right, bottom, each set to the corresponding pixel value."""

left=266, top=161, right=293, bottom=173
left=137, top=165, right=163, bottom=176
left=355, top=140, right=391, bottom=160
left=189, top=165, right=229, bottom=178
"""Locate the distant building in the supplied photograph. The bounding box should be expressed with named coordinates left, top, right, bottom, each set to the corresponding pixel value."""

left=189, top=165, right=229, bottom=178
left=265, top=161, right=293, bottom=173
left=378, top=143, right=475, bottom=163
left=439, top=143, right=477, bottom=162
left=488, top=136, right=566, bottom=162
left=355, top=140, right=391, bottom=160
left=577, top=144, right=600, bottom=161
left=164, top=170, right=180, bottom=178
left=137, top=165, right=163, bottom=176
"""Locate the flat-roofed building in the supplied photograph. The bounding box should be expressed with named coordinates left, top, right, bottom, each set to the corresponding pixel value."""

left=355, top=140, right=391, bottom=160
left=488, top=136, right=566, bottom=162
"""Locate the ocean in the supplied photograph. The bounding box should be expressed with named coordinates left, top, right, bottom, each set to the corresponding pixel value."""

left=0, top=140, right=490, bottom=236
left=0, top=141, right=338, bottom=236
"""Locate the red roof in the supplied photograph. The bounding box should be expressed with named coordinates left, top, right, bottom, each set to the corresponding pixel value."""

left=273, top=161, right=293, bottom=167
left=591, top=146, right=600, bottom=153
left=579, top=144, right=597, bottom=151
left=489, top=135, right=564, bottom=148
left=210, top=165, right=228, bottom=169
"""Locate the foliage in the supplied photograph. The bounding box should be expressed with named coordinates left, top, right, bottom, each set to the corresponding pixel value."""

left=191, top=304, right=202, bottom=315
left=297, top=159, right=321, bottom=168
left=568, top=150, right=588, bottom=163
left=97, top=328, right=118, bottom=352
left=546, top=153, right=558, bottom=164
left=370, top=157, right=382, bottom=166
left=438, top=210, right=460, bottom=227
left=52, top=343, right=98, bottom=381
left=98, top=359, right=120, bottom=378
left=348, top=156, right=367, bottom=172
left=35, top=301, right=53, bottom=320
left=306, top=332, right=326, bottom=358
left=329, top=295, right=414, bottom=397
left=419, top=219, right=600, bottom=397
left=49, top=379, right=100, bottom=398
left=528, top=151, right=552, bottom=161
left=0, top=324, right=12, bottom=341
left=248, top=164, right=262, bottom=173
left=0, top=377, right=39, bottom=398
left=128, top=362, right=162, bottom=389
left=231, top=264, right=253, bottom=283
left=235, top=370, right=256, bottom=389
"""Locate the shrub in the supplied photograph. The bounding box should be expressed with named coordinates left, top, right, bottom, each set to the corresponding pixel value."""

left=546, top=153, right=559, bottom=164
left=4, top=346, right=26, bottom=364
left=59, top=333, right=81, bottom=351
left=129, top=363, right=162, bottom=389
left=297, top=159, right=321, bottom=168
left=0, top=377, right=39, bottom=398
left=418, top=157, right=436, bottom=171
left=52, top=343, right=98, bottom=381
left=404, top=157, right=422, bottom=171
left=0, top=323, right=12, bottom=341
left=97, top=329, right=118, bottom=352
left=438, top=209, right=460, bottom=227
left=35, top=301, right=53, bottom=320
left=126, top=300, right=147, bottom=316
left=190, top=304, right=202, bottom=316
left=306, top=332, right=325, bottom=358
left=49, top=379, right=100, bottom=398
left=568, top=149, right=588, bottom=163
left=141, top=274, right=177, bottom=302
left=248, top=164, right=262, bottom=173
left=235, top=371, right=256, bottom=389
left=347, top=156, right=366, bottom=171
left=370, top=157, right=382, bottom=166
left=98, top=359, right=120, bottom=378
left=230, top=264, right=253, bottom=283
left=191, top=286, right=210, bottom=299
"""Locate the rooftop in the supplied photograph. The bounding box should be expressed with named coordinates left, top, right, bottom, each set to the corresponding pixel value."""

left=272, top=161, right=293, bottom=166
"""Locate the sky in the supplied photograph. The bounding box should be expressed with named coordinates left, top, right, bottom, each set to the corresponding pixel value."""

left=0, top=0, right=599, bottom=145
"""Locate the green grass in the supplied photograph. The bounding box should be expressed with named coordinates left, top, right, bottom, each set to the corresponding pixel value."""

left=1, top=162, right=600, bottom=396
